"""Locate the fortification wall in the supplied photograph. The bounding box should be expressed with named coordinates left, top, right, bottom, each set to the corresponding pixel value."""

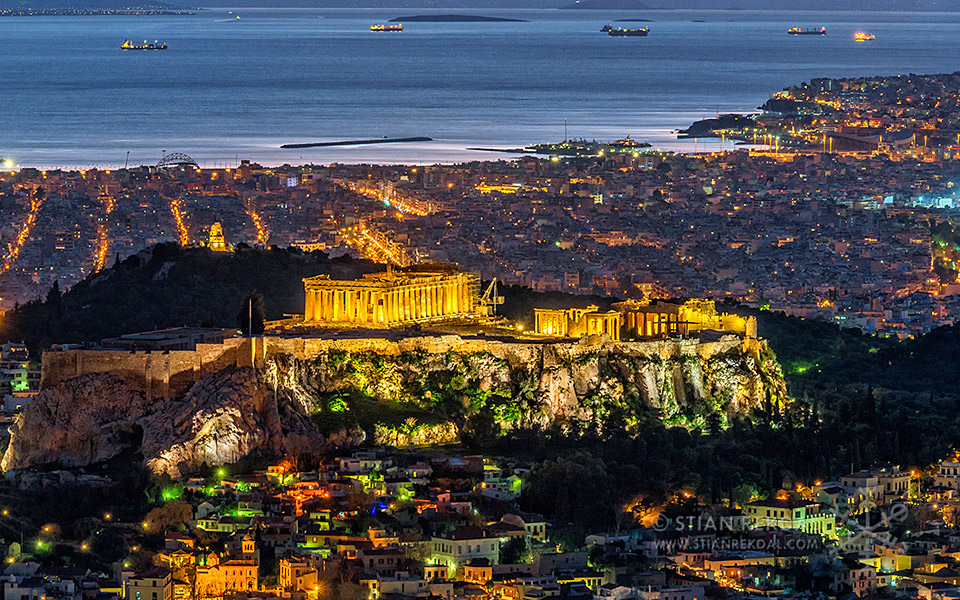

left=40, top=339, right=248, bottom=400
left=41, top=333, right=761, bottom=400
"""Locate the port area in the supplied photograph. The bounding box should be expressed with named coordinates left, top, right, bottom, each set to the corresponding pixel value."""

left=470, top=137, right=652, bottom=157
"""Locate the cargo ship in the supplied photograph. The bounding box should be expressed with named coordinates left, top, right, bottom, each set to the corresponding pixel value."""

left=371, top=23, right=403, bottom=31
left=121, top=40, right=167, bottom=50
left=787, top=27, right=826, bottom=35
left=608, top=27, right=649, bottom=37
left=854, top=32, right=876, bottom=41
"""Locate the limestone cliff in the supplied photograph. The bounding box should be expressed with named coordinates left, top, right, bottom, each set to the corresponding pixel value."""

left=1, top=373, right=148, bottom=471
left=141, top=368, right=283, bottom=477
left=3, top=369, right=288, bottom=477
left=3, top=335, right=787, bottom=476
left=292, top=334, right=787, bottom=433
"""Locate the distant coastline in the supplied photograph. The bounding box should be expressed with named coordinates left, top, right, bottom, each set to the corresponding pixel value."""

left=388, top=14, right=528, bottom=22
left=0, top=8, right=193, bottom=15
left=562, top=0, right=651, bottom=9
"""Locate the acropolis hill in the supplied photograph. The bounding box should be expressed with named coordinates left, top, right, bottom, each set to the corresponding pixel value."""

left=11, top=331, right=785, bottom=476
left=3, top=260, right=784, bottom=476
left=16, top=335, right=783, bottom=478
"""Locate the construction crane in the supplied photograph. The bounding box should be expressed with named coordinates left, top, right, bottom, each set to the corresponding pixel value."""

left=476, top=278, right=504, bottom=317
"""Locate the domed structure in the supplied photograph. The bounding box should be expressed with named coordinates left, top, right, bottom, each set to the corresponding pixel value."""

left=156, top=152, right=200, bottom=170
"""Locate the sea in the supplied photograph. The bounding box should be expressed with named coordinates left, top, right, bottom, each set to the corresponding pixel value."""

left=3, top=7, right=960, bottom=168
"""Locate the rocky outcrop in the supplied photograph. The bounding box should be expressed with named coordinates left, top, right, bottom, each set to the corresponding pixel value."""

left=3, top=335, right=788, bottom=476
left=141, top=368, right=283, bottom=478
left=1, top=373, right=148, bottom=471
left=374, top=422, right=459, bottom=446
left=298, top=334, right=786, bottom=429
left=3, top=368, right=287, bottom=478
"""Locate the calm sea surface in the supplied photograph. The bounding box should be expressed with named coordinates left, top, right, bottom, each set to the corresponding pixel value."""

left=2, top=8, right=960, bottom=168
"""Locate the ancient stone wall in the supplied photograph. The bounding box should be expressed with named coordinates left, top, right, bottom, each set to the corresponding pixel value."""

left=40, top=339, right=247, bottom=399
left=41, top=334, right=763, bottom=399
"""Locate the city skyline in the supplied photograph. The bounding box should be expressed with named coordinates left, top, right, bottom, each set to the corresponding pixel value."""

left=4, top=3, right=960, bottom=600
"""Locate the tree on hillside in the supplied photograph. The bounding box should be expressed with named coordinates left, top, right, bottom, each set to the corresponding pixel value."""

left=46, top=281, right=61, bottom=316
left=236, top=293, right=265, bottom=335
left=144, top=501, right=193, bottom=533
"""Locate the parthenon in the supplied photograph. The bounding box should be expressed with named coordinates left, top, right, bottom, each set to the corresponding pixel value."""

left=303, top=266, right=477, bottom=326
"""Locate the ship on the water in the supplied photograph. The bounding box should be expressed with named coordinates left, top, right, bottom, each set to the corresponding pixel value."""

left=600, top=23, right=612, bottom=31
left=121, top=40, right=167, bottom=50
left=787, top=27, right=826, bottom=35
left=854, top=32, right=876, bottom=41
left=371, top=23, right=403, bottom=31
left=608, top=27, right=649, bottom=37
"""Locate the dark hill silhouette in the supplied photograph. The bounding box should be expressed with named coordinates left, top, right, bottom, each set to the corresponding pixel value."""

left=1, top=244, right=381, bottom=353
